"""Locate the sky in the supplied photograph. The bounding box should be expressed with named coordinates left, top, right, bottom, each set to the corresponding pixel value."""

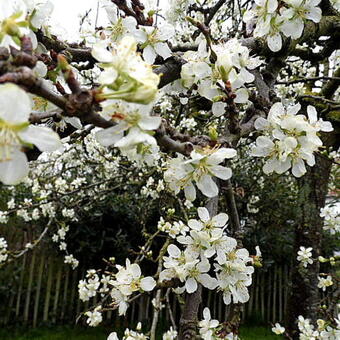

left=50, top=0, right=107, bottom=40
left=49, top=0, right=169, bottom=41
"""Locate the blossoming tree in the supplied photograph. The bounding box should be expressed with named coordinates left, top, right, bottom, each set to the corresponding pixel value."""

left=0, top=0, right=339, bottom=339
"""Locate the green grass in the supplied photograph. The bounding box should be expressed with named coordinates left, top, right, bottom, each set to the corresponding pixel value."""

left=0, top=325, right=282, bottom=340
left=0, top=326, right=109, bottom=340
left=240, top=326, right=283, bottom=339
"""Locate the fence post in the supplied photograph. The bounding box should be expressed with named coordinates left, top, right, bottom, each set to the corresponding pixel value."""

left=24, top=252, right=36, bottom=323
left=33, top=254, right=45, bottom=327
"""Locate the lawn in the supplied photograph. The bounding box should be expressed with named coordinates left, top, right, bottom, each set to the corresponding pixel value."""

left=0, top=325, right=282, bottom=340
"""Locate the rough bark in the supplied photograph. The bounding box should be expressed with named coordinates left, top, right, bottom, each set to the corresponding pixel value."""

left=286, top=154, right=333, bottom=338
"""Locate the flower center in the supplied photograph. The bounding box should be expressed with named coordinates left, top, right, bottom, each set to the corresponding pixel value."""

left=0, top=123, right=21, bottom=161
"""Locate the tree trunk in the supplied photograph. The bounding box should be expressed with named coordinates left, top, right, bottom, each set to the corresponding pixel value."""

left=287, top=154, right=332, bottom=338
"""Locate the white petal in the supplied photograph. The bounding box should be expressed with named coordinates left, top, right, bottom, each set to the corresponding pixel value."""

left=292, top=159, right=306, bottom=177
left=203, top=307, right=211, bottom=321
left=267, top=0, right=278, bottom=12
left=210, top=165, right=232, bottom=180
left=306, top=7, right=322, bottom=23
left=208, top=148, right=237, bottom=164
left=107, top=332, right=119, bottom=340
left=197, top=260, right=210, bottom=272
left=320, top=121, right=333, bottom=132
left=140, top=277, right=156, bottom=291
left=197, top=207, right=210, bottom=223
left=130, top=263, right=142, bottom=278
left=95, top=125, right=125, bottom=147
left=154, top=42, right=172, bottom=60
left=185, top=277, right=197, bottom=293
left=143, top=45, right=156, bottom=64
left=19, top=126, right=62, bottom=152
left=92, top=42, right=113, bottom=63
left=188, top=219, right=203, bottom=231
left=307, top=105, right=318, bottom=124
left=156, top=24, right=175, bottom=40
left=212, top=102, right=226, bottom=117
left=167, top=244, right=181, bottom=258
left=30, top=1, right=54, bottom=28
left=138, top=115, right=161, bottom=130
left=281, top=19, right=304, bottom=39
left=262, top=159, right=276, bottom=174
left=267, top=33, right=282, bottom=52
left=234, top=88, right=249, bottom=103
left=196, top=175, right=219, bottom=198
left=212, top=213, right=228, bottom=227
left=0, top=150, right=29, bottom=185
left=254, top=117, right=270, bottom=130
left=198, top=274, right=218, bottom=290
left=274, top=158, right=291, bottom=174
left=64, top=117, right=82, bottom=130
left=98, top=68, right=118, bottom=84
left=287, top=103, right=301, bottom=115
left=184, top=182, right=196, bottom=201
left=0, top=84, right=31, bottom=123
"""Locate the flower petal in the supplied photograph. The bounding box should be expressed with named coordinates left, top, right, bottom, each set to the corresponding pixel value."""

left=0, top=150, right=29, bottom=185
left=19, top=126, right=62, bottom=152
left=197, top=207, right=210, bottom=223
left=210, top=165, right=232, bottom=180
left=92, top=42, right=114, bottom=63
left=140, top=277, right=156, bottom=291
left=138, top=115, right=161, bottom=130
left=0, top=83, right=31, bottom=123
left=185, top=277, right=197, bottom=293
left=196, top=175, right=219, bottom=198
left=95, top=124, right=126, bottom=147
left=212, top=213, right=229, bottom=227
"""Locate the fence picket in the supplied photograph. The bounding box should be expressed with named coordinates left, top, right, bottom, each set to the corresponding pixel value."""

left=33, top=255, right=45, bottom=327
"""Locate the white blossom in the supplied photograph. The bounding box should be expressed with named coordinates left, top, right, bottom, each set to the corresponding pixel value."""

left=164, top=147, right=237, bottom=201
left=92, top=36, right=160, bottom=104
left=272, top=323, right=285, bottom=335
left=297, top=246, right=313, bottom=267
left=317, top=275, right=333, bottom=291
left=0, top=84, right=62, bottom=185
left=252, top=102, right=333, bottom=177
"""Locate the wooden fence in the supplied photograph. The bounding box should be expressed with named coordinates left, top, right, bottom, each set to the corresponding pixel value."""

left=0, top=243, right=293, bottom=327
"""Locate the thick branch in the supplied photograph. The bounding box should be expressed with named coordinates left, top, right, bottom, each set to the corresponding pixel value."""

left=321, top=67, right=340, bottom=99
left=154, top=57, right=186, bottom=88
left=36, top=31, right=96, bottom=64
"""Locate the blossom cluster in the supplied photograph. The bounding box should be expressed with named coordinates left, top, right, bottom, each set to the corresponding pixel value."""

left=0, top=129, right=164, bottom=270
left=164, top=147, right=237, bottom=201
left=0, top=0, right=53, bottom=49
left=243, top=0, right=323, bottom=52
left=272, top=315, right=340, bottom=338
left=159, top=207, right=254, bottom=305
left=85, top=306, right=103, bottom=327
left=0, top=237, right=8, bottom=263
left=79, top=259, right=156, bottom=325
left=297, top=246, right=313, bottom=267
left=252, top=102, right=333, bottom=177
left=99, top=0, right=175, bottom=64
left=320, top=205, right=340, bottom=234
left=107, top=323, right=177, bottom=340
left=95, top=101, right=161, bottom=166
left=181, top=39, right=262, bottom=108
left=297, top=315, right=340, bottom=339
left=92, top=36, right=160, bottom=104
left=317, top=275, right=333, bottom=291
left=199, top=307, right=238, bottom=340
